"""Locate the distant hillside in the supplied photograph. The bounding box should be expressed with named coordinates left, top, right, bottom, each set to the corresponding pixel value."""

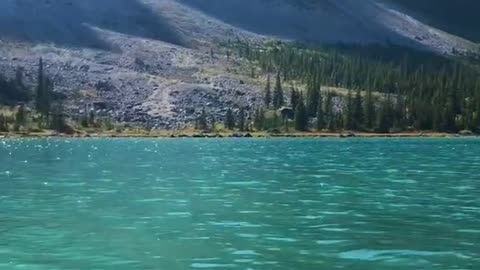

left=386, top=0, right=480, bottom=42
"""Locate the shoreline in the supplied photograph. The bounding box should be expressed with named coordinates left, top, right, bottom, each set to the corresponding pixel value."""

left=1, top=131, right=478, bottom=139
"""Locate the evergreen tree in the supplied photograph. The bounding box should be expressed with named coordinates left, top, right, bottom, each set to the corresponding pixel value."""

left=35, top=58, right=44, bottom=113
left=273, top=72, right=284, bottom=109
left=377, top=95, right=394, bottom=133
left=290, top=86, right=299, bottom=111
left=89, top=109, right=96, bottom=127
left=441, top=100, right=457, bottom=132
left=225, top=108, right=235, bottom=130
left=364, top=88, right=375, bottom=129
left=270, top=111, right=281, bottom=131
left=50, top=99, right=69, bottom=133
left=14, top=67, right=28, bottom=97
left=316, top=92, right=325, bottom=131
left=393, top=94, right=406, bottom=129
left=325, top=92, right=335, bottom=131
left=80, top=111, right=89, bottom=128
left=264, top=75, right=272, bottom=108
left=344, top=89, right=354, bottom=130
left=0, top=114, right=7, bottom=132
left=336, top=111, right=344, bottom=130
left=473, top=97, right=480, bottom=132
left=238, top=107, right=246, bottom=131
left=35, top=58, right=52, bottom=122
left=294, top=96, right=308, bottom=131
left=306, top=82, right=319, bottom=117
left=15, top=104, right=27, bottom=130
left=353, top=89, right=364, bottom=130
left=253, top=108, right=266, bottom=131
left=211, top=114, right=216, bottom=131
left=198, top=109, right=208, bottom=130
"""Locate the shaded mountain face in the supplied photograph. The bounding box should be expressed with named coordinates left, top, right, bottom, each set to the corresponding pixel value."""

left=0, top=0, right=184, bottom=49
left=386, top=0, right=480, bottom=42
left=177, top=0, right=407, bottom=44
left=0, top=0, right=476, bottom=51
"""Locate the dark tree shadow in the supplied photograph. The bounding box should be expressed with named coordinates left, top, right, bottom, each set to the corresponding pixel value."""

left=0, top=0, right=185, bottom=50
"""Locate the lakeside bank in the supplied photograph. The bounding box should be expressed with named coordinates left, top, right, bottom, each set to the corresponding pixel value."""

left=1, top=130, right=478, bottom=139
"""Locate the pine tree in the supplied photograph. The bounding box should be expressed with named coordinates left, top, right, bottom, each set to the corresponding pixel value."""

left=0, top=114, right=7, bottom=132
left=198, top=109, right=208, bottom=130
left=377, top=95, right=394, bottom=133
left=253, top=108, right=265, bottom=131
left=14, top=67, right=28, bottom=96
left=352, top=89, right=364, bottom=130
left=273, top=72, right=284, bottom=109
left=225, top=108, right=235, bottom=130
left=325, top=92, right=335, bottom=131
left=336, top=111, right=344, bottom=130
left=473, top=97, right=480, bottom=133
left=15, top=104, right=27, bottom=130
left=316, top=92, right=325, bottom=131
left=306, top=82, right=319, bottom=117
left=89, top=109, right=96, bottom=127
left=393, top=94, right=405, bottom=130
left=290, top=86, right=299, bottom=111
left=364, top=88, right=375, bottom=129
left=238, top=107, right=246, bottom=131
left=50, top=99, right=68, bottom=133
left=344, top=89, right=354, bottom=130
left=264, top=75, right=272, bottom=108
left=35, top=58, right=44, bottom=113
left=441, top=100, right=457, bottom=132
left=294, top=96, right=308, bottom=131
left=35, top=58, right=52, bottom=122
left=211, top=114, right=216, bottom=131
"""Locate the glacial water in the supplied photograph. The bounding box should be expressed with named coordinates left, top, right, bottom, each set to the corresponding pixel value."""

left=1, top=138, right=479, bottom=269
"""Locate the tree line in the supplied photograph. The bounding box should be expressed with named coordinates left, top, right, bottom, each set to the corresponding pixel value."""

left=223, top=40, right=480, bottom=133
left=0, top=59, right=70, bottom=133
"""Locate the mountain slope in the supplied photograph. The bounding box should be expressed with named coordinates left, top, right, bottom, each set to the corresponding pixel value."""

left=0, top=0, right=185, bottom=49
left=0, top=0, right=476, bottom=51
left=385, top=0, right=480, bottom=43
left=176, top=0, right=476, bottom=52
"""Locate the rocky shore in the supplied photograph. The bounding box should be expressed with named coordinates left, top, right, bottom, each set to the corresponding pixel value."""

left=1, top=130, right=477, bottom=139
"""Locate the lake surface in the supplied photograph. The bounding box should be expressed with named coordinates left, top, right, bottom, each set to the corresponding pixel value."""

left=1, top=138, right=479, bottom=269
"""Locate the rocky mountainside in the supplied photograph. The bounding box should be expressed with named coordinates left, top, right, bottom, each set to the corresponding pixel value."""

left=385, top=0, right=480, bottom=43
left=0, top=0, right=478, bottom=129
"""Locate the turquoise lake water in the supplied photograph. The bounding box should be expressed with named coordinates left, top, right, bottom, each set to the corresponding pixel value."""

left=1, top=138, right=479, bottom=269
